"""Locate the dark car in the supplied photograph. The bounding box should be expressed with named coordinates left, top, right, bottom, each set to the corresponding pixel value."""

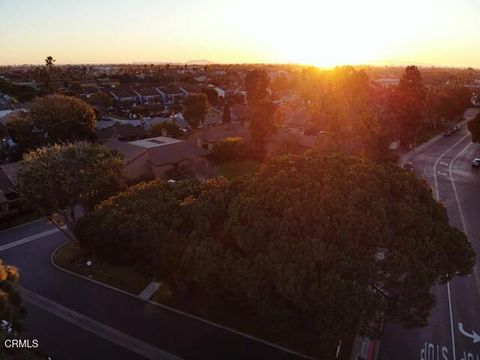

left=472, top=159, right=480, bottom=168
left=443, top=129, right=452, bottom=136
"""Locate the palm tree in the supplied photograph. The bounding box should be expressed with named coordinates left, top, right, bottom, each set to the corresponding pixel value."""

left=43, top=56, right=55, bottom=94
left=45, top=56, right=55, bottom=68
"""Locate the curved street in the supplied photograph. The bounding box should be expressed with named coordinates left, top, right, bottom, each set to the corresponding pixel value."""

left=0, top=220, right=305, bottom=360
left=380, top=108, right=480, bottom=360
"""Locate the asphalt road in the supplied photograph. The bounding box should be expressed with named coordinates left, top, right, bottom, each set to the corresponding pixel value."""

left=0, top=219, right=306, bottom=360
left=380, top=109, right=480, bottom=360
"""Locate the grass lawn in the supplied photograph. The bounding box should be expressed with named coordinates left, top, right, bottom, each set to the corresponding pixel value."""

left=53, top=241, right=151, bottom=295
left=55, top=242, right=354, bottom=359
left=217, top=159, right=260, bottom=179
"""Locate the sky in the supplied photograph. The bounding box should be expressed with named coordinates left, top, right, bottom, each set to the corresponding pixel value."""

left=0, top=0, right=479, bottom=68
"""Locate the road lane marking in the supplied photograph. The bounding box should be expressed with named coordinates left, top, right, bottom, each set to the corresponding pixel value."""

left=420, top=342, right=449, bottom=360
left=0, top=227, right=64, bottom=252
left=433, top=133, right=470, bottom=201
left=20, top=286, right=182, bottom=360
left=432, top=135, right=471, bottom=360
left=440, top=161, right=450, bottom=166
left=458, top=323, right=480, bottom=343
left=437, top=171, right=449, bottom=176
left=447, top=283, right=457, bottom=360
left=448, top=141, right=480, bottom=296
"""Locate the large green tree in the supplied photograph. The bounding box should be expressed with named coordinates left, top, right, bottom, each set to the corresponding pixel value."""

left=72, top=151, right=475, bottom=357
left=17, top=142, right=127, bottom=237
left=389, top=65, right=427, bottom=144
left=86, top=92, right=114, bottom=110
left=222, top=101, right=231, bottom=124
left=212, top=137, right=252, bottom=163
left=182, top=93, right=209, bottom=128
left=245, top=69, right=269, bottom=104
left=74, top=180, right=201, bottom=271
left=8, top=95, right=97, bottom=154
left=249, top=101, right=276, bottom=154
left=187, top=152, right=474, bottom=354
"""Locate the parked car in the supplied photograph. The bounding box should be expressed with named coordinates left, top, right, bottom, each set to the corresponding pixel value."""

left=443, top=129, right=452, bottom=136
left=472, top=158, right=480, bottom=168
left=452, top=125, right=460, bottom=132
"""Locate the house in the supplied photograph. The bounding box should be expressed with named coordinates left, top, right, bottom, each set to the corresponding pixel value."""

left=105, top=136, right=211, bottom=180
left=203, top=108, right=223, bottom=127
left=80, top=86, right=100, bottom=98
left=0, top=109, right=26, bottom=125
left=266, top=127, right=317, bottom=156
left=213, top=86, right=226, bottom=99
left=110, top=86, right=138, bottom=104
left=180, top=85, right=203, bottom=96
left=156, top=87, right=185, bottom=105
left=284, top=107, right=312, bottom=134
left=132, top=86, right=162, bottom=104
left=148, top=141, right=211, bottom=179
left=374, top=78, right=400, bottom=87
left=96, top=122, right=145, bottom=142
left=98, top=79, right=121, bottom=87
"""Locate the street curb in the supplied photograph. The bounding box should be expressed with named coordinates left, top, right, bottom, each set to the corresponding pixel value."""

left=50, top=241, right=314, bottom=360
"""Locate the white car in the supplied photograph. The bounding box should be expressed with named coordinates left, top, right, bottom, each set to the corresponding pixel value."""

left=472, top=159, right=480, bottom=168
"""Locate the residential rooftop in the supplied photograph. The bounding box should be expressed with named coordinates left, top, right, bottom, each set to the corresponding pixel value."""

left=129, top=136, right=182, bottom=149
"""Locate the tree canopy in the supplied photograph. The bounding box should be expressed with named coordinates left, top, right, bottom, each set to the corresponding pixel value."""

left=8, top=95, right=97, bottom=154
left=149, top=121, right=183, bottom=138
left=17, top=142, right=127, bottom=235
left=74, top=150, right=474, bottom=356
left=222, top=102, right=231, bottom=124
left=249, top=101, right=276, bottom=154
left=388, top=65, right=426, bottom=143
left=245, top=69, right=269, bottom=104
left=212, top=137, right=252, bottom=163
left=74, top=179, right=202, bottom=271
left=182, top=93, right=210, bottom=128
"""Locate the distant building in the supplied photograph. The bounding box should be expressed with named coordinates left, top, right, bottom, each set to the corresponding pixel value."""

left=132, top=86, right=162, bottom=104
left=156, top=87, right=185, bottom=105
left=374, top=78, right=400, bottom=87
left=110, top=86, right=138, bottom=104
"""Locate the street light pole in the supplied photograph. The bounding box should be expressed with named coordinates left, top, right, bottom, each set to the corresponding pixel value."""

left=336, top=339, right=342, bottom=359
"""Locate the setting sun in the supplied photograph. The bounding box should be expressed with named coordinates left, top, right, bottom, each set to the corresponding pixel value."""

left=1, top=0, right=479, bottom=67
